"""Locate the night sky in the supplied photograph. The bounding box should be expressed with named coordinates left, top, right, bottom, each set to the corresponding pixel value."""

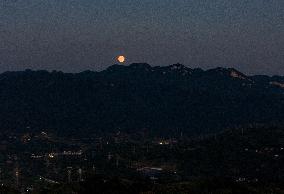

left=0, top=0, right=283, bottom=75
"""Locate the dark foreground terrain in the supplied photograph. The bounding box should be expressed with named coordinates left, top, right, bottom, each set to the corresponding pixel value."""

left=0, top=126, right=283, bottom=193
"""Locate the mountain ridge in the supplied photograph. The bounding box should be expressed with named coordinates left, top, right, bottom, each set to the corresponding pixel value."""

left=0, top=63, right=283, bottom=136
left=2, top=63, right=284, bottom=79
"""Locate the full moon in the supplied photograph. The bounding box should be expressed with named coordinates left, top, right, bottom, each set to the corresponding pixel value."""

left=117, top=55, right=125, bottom=63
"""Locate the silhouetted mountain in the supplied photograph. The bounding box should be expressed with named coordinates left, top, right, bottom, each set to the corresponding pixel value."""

left=0, top=64, right=284, bottom=136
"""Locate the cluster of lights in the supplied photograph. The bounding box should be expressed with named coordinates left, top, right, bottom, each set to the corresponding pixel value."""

left=159, top=141, right=170, bottom=145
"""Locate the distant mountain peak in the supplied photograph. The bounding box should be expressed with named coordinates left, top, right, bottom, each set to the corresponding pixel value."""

left=166, top=63, right=193, bottom=75
left=207, top=67, right=249, bottom=80
left=228, top=69, right=248, bottom=80
left=169, top=63, right=185, bottom=69
left=270, top=81, right=284, bottom=88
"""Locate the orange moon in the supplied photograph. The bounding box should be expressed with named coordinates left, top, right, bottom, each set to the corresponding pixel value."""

left=117, top=55, right=125, bottom=63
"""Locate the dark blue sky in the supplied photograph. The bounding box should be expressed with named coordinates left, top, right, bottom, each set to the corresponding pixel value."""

left=0, top=0, right=283, bottom=74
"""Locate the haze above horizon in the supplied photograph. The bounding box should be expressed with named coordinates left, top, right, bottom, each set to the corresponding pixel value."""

left=0, top=0, right=283, bottom=75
